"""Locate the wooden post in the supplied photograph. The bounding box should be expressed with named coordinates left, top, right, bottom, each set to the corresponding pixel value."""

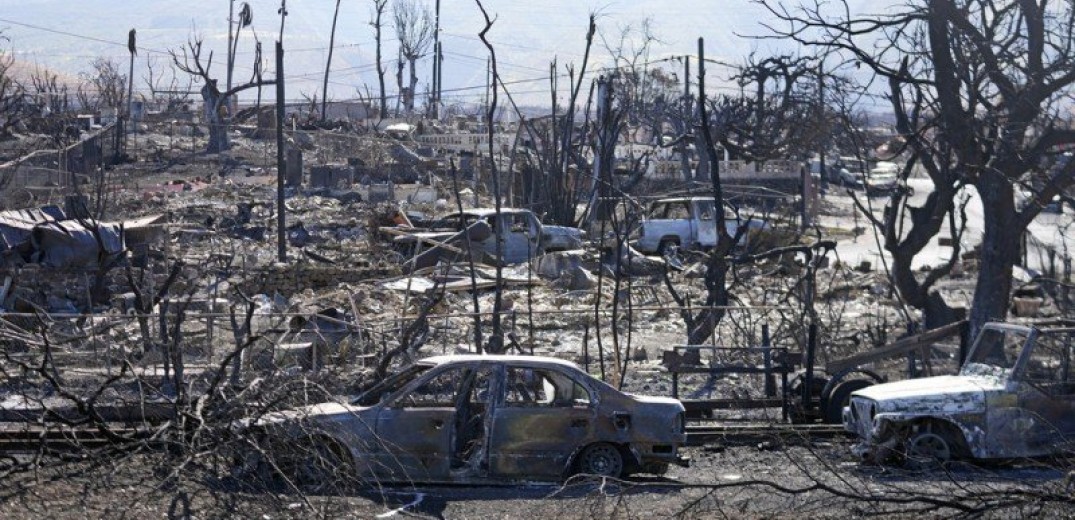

left=227, top=0, right=235, bottom=93
left=431, top=0, right=441, bottom=119
left=804, top=322, right=818, bottom=412
left=276, top=41, right=287, bottom=263
left=681, top=56, right=691, bottom=181
left=126, top=29, right=136, bottom=149
left=762, top=323, right=775, bottom=397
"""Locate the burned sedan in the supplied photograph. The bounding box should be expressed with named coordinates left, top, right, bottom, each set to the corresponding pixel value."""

left=240, top=355, right=687, bottom=487
left=844, top=322, right=1075, bottom=466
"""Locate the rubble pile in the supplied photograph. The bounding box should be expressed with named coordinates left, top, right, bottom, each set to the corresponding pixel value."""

left=1, top=116, right=1067, bottom=431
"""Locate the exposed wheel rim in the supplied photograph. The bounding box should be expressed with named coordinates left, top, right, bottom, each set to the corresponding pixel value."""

left=580, top=444, right=623, bottom=477
left=907, top=432, right=952, bottom=465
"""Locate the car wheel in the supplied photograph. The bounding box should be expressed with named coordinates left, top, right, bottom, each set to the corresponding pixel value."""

left=905, top=429, right=954, bottom=469
left=284, top=438, right=354, bottom=494
left=822, top=379, right=874, bottom=424
left=577, top=443, right=625, bottom=478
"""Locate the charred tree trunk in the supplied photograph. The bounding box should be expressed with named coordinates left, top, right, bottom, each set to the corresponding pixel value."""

left=969, top=173, right=1019, bottom=343
left=373, top=0, right=388, bottom=118
left=395, top=53, right=405, bottom=117
left=407, top=56, right=419, bottom=114
left=688, top=37, right=733, bottom=346
left=201, top=84, right=228, bottom=153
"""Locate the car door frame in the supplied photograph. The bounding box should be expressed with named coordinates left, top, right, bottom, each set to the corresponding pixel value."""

left=1012, top=329, right=1075, bottom=455
left=487, top=364, right=599, bottom=478
left=372, top=364, right=465, bottom=482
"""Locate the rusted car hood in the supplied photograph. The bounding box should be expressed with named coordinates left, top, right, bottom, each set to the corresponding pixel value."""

left=853, top=375, right=1003, bottom=415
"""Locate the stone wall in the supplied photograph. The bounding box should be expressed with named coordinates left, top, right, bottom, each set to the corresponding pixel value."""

left=237, top=262, right=398, bottom=297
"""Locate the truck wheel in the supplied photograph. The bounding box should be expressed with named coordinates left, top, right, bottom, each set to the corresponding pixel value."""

left=906, top=432, right=952, bottom=469
left=905, top=422, right=964, bottom=469
left=657, top=239, right=679, bottom=256
left=822, top=379, right=874, bottom=424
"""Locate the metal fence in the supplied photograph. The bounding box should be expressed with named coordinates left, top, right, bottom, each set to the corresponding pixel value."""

left=0, top=122, right=126, bottom=209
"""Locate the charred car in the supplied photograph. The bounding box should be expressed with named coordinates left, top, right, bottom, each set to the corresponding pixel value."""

left=240, top=355, right=687, bottom=487
left=844, top=322, right=1075, bottom=466
left=394, top=208, right=585, bottom=265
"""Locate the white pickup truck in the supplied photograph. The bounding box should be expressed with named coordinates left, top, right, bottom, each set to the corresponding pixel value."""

left=634, top=197, right=766, bottom=254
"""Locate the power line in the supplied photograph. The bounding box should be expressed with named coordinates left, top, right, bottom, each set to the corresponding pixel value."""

left=0, top=16, right=171, bottom=56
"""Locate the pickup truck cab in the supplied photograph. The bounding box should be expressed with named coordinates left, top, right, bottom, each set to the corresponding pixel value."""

left=635, top=197, right=765, bottom=254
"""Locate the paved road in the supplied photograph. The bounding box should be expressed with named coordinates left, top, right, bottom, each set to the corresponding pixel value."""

left=821, top=177, right=1073, bottom=276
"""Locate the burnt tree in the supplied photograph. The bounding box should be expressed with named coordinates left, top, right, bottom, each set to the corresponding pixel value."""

left=369, top=0, right=390, bottom=119
left=171, top=37, right=275, bottom=153
left=681, top=52, right=821, bottom=345
left=393, top=0, right=434, bottom=115
left=0, top=47, right=26, bottom=139
left=765, top=0, right=1075, bottom=340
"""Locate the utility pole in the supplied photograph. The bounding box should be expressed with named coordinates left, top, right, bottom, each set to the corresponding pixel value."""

left=278, top=0, right=288, bottom=44
left=276, top=41, right=287, bottom=263
left=227, top=0, right=235, bottom=94
left=126, top=29, right=136, bottom=148
left=680, top=55, right=691, bottom=182
left=439, top=46, right=444, bottom=116
left=431, top=0, right=441, bottom=119
left=321, top=0, right=342, bottom=121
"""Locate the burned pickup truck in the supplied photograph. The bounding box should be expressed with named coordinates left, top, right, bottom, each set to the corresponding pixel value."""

left=844, top=322, right=1075, bottom=466
left=389, top=208, right=585, bottom=267
left=634, top=197, right=766, bottom=255
left=238, top=355, right=687, bottom=488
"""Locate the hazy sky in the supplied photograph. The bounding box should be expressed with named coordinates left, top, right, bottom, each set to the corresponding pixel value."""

left=0, top=0, right=892, bottom=106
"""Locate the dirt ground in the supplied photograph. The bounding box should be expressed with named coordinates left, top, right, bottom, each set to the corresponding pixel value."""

left=2, top=438, right=1072, bottom=519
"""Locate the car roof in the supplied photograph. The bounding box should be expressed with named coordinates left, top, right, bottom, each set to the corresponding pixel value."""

left=651, top=197, right=714, bottom=203
left=418, top=354, right=582, bottom=370
left=445, top=208, right=530, bottom=218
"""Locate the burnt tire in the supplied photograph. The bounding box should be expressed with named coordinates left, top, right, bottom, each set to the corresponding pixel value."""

left=822, top=379, right=874, bottom=424
left=904, top=422, right=964, bottom=470
left=657, top=239, right=680, bottom=256
left=576, top=443, right=625, bottom=478
left=905, top=432, right=953, bottom=469
left=280, top=437, right=354, bottom=494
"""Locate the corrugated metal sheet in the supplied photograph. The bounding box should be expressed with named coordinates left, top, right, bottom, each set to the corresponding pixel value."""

left=31, top=221, right=124, bottom=269
left=0, top=206, right=66, bottom=251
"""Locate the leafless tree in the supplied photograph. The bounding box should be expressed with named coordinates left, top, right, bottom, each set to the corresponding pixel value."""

left=21, top=68, right=79, bottom=149
left=504, top=16, right=597, bottom=227
left=370, top=0, right=390, bottom=119
left=763, top=0, right=1075, bottom=342
left=78, top=58, right=127, bottom=113
left=669, top=51, right=823, bottom=346
left=474, top=0, right=506, bottom=353
left=170, top=35, right=276, bottom=153
left=28, top=67, right=69, bottom=116
left=321, top=0, right=343, bottom=121
left=393, top=0, right=435, bottom=115
left=143, top=56, right=193, bottom=114
left=0, top=47, right=27, bottom=139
